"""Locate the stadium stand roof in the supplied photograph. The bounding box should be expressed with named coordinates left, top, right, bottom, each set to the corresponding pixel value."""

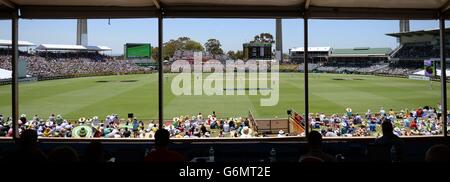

left=243, top=42, right=272, bottom=47
left=85, top=45, right=113, bottom=51
left=386, top=28, right=450, bottom=38
left=0, top=39, right=35, bottom=46
left=290, top=47, right=331, bottom=52
left=35, top=44, right=112, bottom=51
left=0, top=0, right=449, bottom=19
left=330, top=47, right=392, bottom=57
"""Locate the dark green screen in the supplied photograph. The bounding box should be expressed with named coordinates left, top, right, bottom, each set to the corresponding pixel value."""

left=126, top=44, right=151, bottom=58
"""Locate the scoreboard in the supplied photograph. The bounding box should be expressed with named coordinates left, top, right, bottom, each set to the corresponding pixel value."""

left=124, top=43, right=152, bottom=59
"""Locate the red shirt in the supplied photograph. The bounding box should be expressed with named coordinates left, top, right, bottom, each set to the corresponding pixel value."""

left=144, top=148, right=185, bottom=162
left=410, top=121, right=417, bottom=129
left=416, top=109, right=423, bottom=117
left=295, top=114, right=302, bottom=123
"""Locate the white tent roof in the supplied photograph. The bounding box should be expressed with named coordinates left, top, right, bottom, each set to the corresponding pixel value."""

left=0, top=39, right=35, bottom=46
left=0, top=68, right=11, bottom=79
left=291, top=47, right=331, bottom=52
left=35, top=44, right=111, bottom=51
left=413, top=69, right=450, bottom=77
left=84, top=45, right=112, bottom=51
left=36, top=44, right=86, bottom=50
left=0, top=68, right=31, bottom=79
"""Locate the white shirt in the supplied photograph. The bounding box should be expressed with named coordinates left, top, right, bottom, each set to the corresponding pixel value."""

left=319, top=114, right=326, bottom=121
left=223, top=123, right=230, bottom=132
left=325, top=132, right=337, bottom=137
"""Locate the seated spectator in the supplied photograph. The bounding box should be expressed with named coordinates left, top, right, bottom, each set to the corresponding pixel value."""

left=123, top=127, right=131, bottom=138
left=48, top=146, right=79, bottom=162
left=299, top=131, right=336, bottom=162
left=425, top=144, right=450, bottom=162
left=144, top=129, right=185, bottom=162
left=84, top=141, right=106, bottom=162
left=375, top=121, right=404, bottom=162
left=4, top=129, right=47, bottom=162
left=325, top=127, right=337, bottom=137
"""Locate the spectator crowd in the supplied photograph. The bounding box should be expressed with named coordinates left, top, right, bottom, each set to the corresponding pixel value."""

left=0, top=51, right=153, bottom=78
left=289, top=105, right=448, bottom=138
left=0, top=111, right=256, bottom=139
left=1, top=105, right=448, bottom=139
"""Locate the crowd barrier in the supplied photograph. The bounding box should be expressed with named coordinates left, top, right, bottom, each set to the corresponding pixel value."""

left=1, top=135, right=447, bottom=162
left=253, top=118, right=290, bottom=135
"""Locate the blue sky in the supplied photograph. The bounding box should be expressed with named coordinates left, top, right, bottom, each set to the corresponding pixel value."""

left=0, top=19, right=444, bottom=55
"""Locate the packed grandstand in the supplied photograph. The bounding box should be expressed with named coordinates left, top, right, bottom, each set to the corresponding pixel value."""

left=0, top=51, right=152, bottom=79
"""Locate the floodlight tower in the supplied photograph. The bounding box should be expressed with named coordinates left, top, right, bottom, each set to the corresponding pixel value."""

left=398, top=20, right=410, bottom=44
left=76, top=19, right=88, bottom=46
left=275, top=18, right=283, bottom=61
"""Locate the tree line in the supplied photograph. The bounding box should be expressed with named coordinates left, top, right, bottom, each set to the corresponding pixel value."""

left=151, top=33, right=274, bottom=61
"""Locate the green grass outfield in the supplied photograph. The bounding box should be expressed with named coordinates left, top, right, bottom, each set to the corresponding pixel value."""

left=0, top=73, right=448, bottom=120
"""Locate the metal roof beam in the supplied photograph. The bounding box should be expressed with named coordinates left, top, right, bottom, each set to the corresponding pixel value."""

left=19, top=6, right=159, bottom=19
left=308, top=7, right=438, bottom=20
left=15, top=5, right=441, bottom=20
left=440, top=0, right=450, bottom=13
left=0, top=0, right=15, bottom=9
left=163, top=5, right=303, bottom=18
left=305, top=0, right=311, bottom=10
left=152, top=0, right=161, bottom=9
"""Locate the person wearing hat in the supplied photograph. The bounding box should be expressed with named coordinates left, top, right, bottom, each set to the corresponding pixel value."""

left=19, top=114, right=27, bottom=124
left=78, top=127, right=87, bottom=137
left=91, top=116, right=99, bottom=126
left=346, top=107, right=352, bottom=117
left=240, top=127, right=252, bottom=138
left=172, top=117, right=179, bottom=128
left=43, top=128, right=51, bottom=137
left=55, top=115, right=63, bottom=125
left=78, top=117, right=86, bottom=125
left=236, top=118, right=242, bottom=128
left=184, top=119, right=191, bottom=131
left=148, top=120, right=155, bottom=130
left=277, top=130, right=286, bottom=137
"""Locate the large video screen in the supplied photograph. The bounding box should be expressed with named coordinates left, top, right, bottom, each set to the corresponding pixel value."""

left=125, top=44, right=151, bottom=58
